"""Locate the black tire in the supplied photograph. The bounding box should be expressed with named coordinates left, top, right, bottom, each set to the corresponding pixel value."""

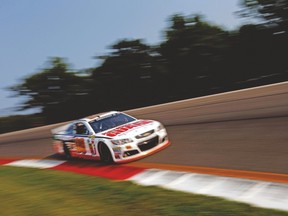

left=99, top=142, right=114, bottom=164
left=63, top=142, right=72, bottom=160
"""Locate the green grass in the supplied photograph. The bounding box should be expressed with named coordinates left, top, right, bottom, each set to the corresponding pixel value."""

left=0, top=166, right=287, bottom=216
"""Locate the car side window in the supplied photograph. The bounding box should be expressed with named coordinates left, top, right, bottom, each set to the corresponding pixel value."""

left=74, top=122, right=89, bottom=135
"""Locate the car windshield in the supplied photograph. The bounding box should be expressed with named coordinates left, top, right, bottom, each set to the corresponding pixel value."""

left=89, top=113, right=136, bottom=133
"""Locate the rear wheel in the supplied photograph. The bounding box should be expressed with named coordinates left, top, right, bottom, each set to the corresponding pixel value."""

left=63, top=142, right=72, bottom=160
left=99, top=142, right=114, bottom=164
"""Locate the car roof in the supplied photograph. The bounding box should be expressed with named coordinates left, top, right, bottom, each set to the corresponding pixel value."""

left=80, top=111, right=119, bottom=122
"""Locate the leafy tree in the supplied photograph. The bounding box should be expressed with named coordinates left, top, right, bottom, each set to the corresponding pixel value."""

left=91, top=39, right=162, bottom=110
left=9, top=57, right=89, bottom=123
left=159, top=14, right=229, bottom=97
left=235, top=0, right=288, bottom=85
left=239, top=0, right=288, bottom=29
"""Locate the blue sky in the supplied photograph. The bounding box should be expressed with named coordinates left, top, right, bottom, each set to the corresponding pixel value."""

left=0, top=0, right=242, bottom=116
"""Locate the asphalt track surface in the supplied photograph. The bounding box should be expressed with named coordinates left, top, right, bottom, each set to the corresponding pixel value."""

left=0, top=82, right=288, bottom=174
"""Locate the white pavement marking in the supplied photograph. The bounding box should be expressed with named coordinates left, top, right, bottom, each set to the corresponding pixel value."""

left=5, top=159, right=65, bottom=169
left=129, top=169, right=288, bottom=212
left=129, top=169, right=170, bottom=186
left=241, top=183, right=288, bottom=212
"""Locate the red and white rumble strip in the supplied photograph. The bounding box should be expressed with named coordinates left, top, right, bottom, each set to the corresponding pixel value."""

left=1, top=158, right=288, bottom=212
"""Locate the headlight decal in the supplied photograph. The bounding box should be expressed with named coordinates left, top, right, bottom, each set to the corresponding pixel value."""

left=157, top=124, right=165, bottom=131
left=111, top=138, right=133, bottom=145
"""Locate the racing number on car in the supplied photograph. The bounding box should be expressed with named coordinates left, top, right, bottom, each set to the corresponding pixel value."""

left=75, top=138, right=86, bottom=154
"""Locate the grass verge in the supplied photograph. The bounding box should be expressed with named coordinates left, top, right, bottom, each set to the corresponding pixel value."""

left=0, top=166, right=287, bottom=216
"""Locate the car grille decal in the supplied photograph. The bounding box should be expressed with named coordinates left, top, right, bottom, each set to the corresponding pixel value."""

left=135, top=130, right=154, bottom=139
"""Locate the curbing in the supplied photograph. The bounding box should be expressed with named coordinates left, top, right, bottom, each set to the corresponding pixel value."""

left=128, top=169, right=288, bottom=211
left=1, top=158, right=288, bottom=212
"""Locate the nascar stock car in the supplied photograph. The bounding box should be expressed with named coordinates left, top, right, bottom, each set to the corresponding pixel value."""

left=52, top=111, right=170, bottom=163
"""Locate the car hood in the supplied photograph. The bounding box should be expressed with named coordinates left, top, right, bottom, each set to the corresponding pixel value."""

left=99, top=119, right=158, bottom=138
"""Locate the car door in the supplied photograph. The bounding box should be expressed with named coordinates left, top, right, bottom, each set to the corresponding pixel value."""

left=73, top=122, right=92, bottom=155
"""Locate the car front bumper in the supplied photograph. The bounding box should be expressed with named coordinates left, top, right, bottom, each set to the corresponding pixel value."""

left=111, top=129, right=170, bottom=163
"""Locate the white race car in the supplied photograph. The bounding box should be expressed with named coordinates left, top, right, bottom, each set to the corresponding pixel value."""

left=52, top=111, right=170, bottom=163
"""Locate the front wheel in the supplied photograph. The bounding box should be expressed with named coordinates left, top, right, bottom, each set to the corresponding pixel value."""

left=98, top=142, right=114, bottom=164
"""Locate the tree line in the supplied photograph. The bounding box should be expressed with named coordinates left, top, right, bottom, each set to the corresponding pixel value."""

left=1, top=0, right=288, bottom=133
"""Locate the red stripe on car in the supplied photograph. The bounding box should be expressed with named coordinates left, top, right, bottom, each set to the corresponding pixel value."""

left=102, top=120, right=153, bottom=137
